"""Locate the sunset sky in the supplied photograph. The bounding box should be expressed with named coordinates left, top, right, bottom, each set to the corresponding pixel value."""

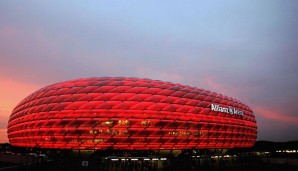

left=1, top=0, right=298, bottom=143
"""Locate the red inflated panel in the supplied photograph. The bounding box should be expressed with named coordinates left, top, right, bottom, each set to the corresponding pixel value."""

left=7, top=77, right=257, bottom=150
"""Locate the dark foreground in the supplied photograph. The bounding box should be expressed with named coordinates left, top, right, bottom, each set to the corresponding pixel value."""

left=1, top=157, right=298, bottom=171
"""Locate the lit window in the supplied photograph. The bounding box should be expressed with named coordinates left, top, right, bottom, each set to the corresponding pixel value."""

left=168, top=131, right=178, bottom=136
left=94, top=139, right=102, bottom=143
left=118, top=120, right=130, bottom=126
left=102, top=121, right=113, bottom=126
left=140, top=120, right=151, bottom=126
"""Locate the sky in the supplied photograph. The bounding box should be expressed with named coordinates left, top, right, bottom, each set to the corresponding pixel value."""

left=0, top=0, right=298, bottom=143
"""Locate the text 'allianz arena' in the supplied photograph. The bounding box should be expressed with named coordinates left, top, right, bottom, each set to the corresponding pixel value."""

left=8, top=77, right=257, bottom=150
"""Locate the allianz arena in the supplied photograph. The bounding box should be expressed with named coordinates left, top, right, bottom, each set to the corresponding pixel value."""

left=7, top=77, right=257, bottom=150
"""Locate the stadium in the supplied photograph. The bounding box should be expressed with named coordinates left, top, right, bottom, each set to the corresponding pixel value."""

left=7, top=77, right=257, bottom=151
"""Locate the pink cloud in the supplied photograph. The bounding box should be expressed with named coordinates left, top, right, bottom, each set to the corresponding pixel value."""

left=0, top=76, right=40, bottom=124
left=0, top=76, right=40, bottom=112
left=254, top=106, right=298, bottom=125
left=199, top=74, right=242, bottom=99
left=0, top=76, right=41, bottom=143
left=0, top=129, right=8, bottom=143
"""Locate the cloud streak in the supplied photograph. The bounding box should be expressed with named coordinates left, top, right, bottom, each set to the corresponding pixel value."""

left=255, top=106, right=298, bottom=125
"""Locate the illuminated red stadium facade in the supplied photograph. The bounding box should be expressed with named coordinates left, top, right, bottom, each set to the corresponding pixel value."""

left=7, top=77, right=257, bottom=150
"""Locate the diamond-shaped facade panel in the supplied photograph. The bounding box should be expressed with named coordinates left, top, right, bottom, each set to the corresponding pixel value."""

left=7, top=77, right=257, bottom=150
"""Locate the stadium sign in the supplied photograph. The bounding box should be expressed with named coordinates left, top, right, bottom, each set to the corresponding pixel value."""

left=210, top=104, right=244, bottom=116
